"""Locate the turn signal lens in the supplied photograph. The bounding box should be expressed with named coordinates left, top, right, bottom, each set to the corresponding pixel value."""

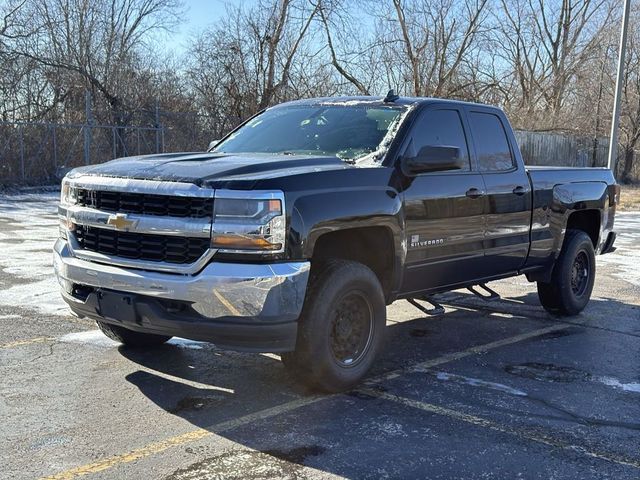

left=211, top=234, right=282, bottom=250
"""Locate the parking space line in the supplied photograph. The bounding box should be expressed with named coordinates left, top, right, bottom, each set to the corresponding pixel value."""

left=39, top=323, right=568, bottom=480
left=359, top=388, right=640, bottom=470
left=442, top=297, right=640, bottom=339
left=40, top=396, right=322, bottom=480
left=366, top=324, right=568, bottom=384
left=0, top=336, right=54, bottom=349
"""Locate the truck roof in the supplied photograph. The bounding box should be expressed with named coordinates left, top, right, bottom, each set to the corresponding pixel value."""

left=275, top=95, right=503, bottom=111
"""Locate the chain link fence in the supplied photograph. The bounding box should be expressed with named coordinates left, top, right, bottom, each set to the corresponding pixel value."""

left=1, top=99, right=637, bottom=186
left=0, top=119, right=214, bottom=186
left=0, top=92, right=215, bottom=186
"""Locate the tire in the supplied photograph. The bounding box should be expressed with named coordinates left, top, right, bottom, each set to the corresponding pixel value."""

left=96, top=320, right=171, bottom=347
left=537, top=229, right=596, bottom=316
left=283, top=260, right=386, bottom=392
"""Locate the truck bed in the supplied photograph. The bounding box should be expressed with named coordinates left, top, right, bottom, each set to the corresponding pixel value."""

left=526, top=166, right=615, bottom=186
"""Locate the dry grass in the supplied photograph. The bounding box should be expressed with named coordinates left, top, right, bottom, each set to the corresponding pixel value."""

left=619, top=185, right=640, bottom=211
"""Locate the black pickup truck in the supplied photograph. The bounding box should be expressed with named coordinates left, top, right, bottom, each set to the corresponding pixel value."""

left=54, top=95, right=619, bottom=391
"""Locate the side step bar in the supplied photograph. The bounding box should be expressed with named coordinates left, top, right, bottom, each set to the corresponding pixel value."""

left=407, top=296, right=445, bottom=316
left=467, top=283, right=500, bottom=301
left=407, top=283, right=501, bottom=317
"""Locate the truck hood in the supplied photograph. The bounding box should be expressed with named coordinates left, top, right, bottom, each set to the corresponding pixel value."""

left=69, top=152, right=352, bottom=186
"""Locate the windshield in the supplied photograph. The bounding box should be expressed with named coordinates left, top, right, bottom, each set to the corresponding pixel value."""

left=213, top=104, right=407, bottom=162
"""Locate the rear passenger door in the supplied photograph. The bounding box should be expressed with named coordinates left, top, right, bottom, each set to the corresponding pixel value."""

left=398, top=106, right=487, bottom=294
left=465, top=107, right=532, bottom=276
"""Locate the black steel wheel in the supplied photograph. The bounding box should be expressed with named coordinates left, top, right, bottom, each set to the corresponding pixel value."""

left=329, top=291, right=374, bottom=367
left=282, top=260, right=386, bottom=392
left=570, top=251, right=590, bottom=297
left=537, top=229, right=596, bottom=316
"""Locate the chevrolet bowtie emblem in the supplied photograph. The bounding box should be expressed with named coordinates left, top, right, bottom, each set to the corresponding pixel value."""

left=106, top=213, right=137, bottom=231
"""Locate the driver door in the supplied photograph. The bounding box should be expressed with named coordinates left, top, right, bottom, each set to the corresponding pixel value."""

left=398, top=106, right=488, bottom=294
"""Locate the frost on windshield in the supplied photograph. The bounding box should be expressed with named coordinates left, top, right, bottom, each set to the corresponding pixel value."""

left=354, top=104, right=415, bottom=167
left=213, top=102, right=414, bottom=165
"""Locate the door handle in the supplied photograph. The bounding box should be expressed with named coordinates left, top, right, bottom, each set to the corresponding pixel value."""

left=465, top=187, right=484, bottom=199
left=513, top=185, right=527, bottom=196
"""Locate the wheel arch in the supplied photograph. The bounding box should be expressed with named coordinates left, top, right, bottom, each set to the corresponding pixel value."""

left=550, top=182, right=608, bottom=255
left=565, top=209, right=601, bottom=248
left=309, top=226, right=399, bottom=302
left=288, top=188, right=404, bottom=301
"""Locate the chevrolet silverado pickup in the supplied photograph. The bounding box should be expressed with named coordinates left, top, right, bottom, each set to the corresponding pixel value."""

left=54, top=94, right=619, bottom=392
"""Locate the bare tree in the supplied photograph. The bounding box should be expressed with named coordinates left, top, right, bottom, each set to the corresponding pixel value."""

left=496, top=0, right=614, bottom=129
left=189, top=0, right=326, bottom=133
left=385, top=0, right=490, bottom=97
left=1, top=0, right=639, bottom=184
left=617, top=6, right=640, bottom=182
left=317, top=0, right=371, bottom=95
left=11, top=0, right=182, bottom=126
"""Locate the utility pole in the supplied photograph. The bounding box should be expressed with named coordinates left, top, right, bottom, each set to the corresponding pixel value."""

left=607, top=0, right=632, bottom=171
left=593, top=45, right=608, bottom=167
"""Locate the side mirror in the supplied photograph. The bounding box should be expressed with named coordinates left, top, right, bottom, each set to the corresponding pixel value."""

left=208, top=139, right=220, bottom=151
left=402, top=145, right=463, bottom=175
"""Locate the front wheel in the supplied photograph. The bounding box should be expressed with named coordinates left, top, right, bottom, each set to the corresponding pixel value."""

left=96, top=321, right=171, bottom=347
left=283, top=260, right=386, bottom=392
left=537, top=230, right=596, bottom=316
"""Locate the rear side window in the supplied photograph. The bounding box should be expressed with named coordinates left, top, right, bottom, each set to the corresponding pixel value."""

left=468, top=112, right=514, bottom=171
left=403, top=109, right=470, bottom=171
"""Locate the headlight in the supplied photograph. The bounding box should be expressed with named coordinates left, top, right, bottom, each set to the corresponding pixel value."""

left=60, top=177, right=77, bottom=206
left=211, top=190, right=285, bottom=253
left=59, top=177, right=77, bottom=239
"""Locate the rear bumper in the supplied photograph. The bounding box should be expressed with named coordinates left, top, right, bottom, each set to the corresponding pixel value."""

left=53, top=239, right=310, bottom=352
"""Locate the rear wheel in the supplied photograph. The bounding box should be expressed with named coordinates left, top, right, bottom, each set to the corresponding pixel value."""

left=96, top=321, right=171, bottom=347
left=537, top=230, right=596, bottom=316
left=283, top=260, right=386, bottom=392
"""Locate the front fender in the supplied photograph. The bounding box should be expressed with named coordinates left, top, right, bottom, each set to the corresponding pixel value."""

left=288, top=187, right=404, bottom=259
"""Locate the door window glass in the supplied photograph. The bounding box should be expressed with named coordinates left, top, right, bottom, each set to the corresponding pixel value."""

left=404, top=109, right=470, bottom=171
left=468, top=112, right=515, bottom=171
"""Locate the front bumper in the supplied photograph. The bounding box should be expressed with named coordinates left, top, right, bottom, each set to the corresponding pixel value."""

left=53, top=239, right=310, bottom=352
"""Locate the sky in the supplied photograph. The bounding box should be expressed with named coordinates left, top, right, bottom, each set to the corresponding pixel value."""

left=168, top=0, right=258, bottom=55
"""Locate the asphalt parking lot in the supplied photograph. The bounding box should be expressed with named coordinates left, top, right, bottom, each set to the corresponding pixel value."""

left=1, top=192, right=639, bottom=480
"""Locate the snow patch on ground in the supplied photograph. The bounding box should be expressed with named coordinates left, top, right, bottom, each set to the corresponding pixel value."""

left=595, top=376, right=640, bottom=393
left=597, top=212, right=640, bottom=287
left=59, top=329, right=119, bottom=347
left=167, top=337, right=206, bottom=349
left=59, top=329, right=208, bottom=349
left=0, top=193, right=67, bottom=316
left=430, top=368, right=640, bottom=396
left=0, top=278, right=69, bottom=317
left=432, top=371, right=528, bottom=397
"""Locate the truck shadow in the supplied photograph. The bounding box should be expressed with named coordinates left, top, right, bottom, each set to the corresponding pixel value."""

left=120, top=293, right=639, bottom=478
left=441, top=289, right=640, bottom=335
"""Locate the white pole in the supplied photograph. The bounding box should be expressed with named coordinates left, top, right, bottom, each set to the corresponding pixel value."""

left=607, top=0, right=632, bottom=171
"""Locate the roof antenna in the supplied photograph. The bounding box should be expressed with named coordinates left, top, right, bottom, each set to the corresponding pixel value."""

left=384, top=89, right=399, bottom=103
